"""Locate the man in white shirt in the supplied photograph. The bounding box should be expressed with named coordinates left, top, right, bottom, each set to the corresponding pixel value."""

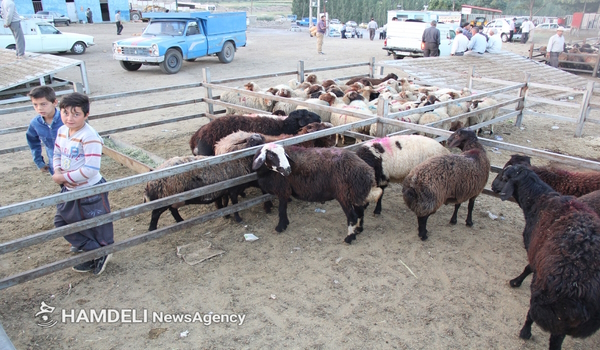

left=1, top=0, right=25, bottom=58
left=546, top=26, right=565, bottom=68
left=486, top=29, right=502, bottom=53
left=520, top=18, right=534, bottom=44
left=368, top=18, right=378, bottom=41
left=509, top=18, right=516, bottom=42
left=451, top=28, right=468, bottom=56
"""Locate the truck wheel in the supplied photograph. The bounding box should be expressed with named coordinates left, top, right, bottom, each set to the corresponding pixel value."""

left=501, top=33, right=508, bottom=42
left=70, top=41, right=86, bottom=54
left=120, top=61, right=142, bottom=71
left=131, top=13, right=141, bottom=21
left=218, top=41, right=235, bottom=63
left=6, top=44, right=15, bottom=50
left=160, top=49, right=183, bottom=74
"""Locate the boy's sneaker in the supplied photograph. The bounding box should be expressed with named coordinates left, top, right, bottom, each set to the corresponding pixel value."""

left=70, top=246, right=83, bottom=253
left=93, top=254, right=112, bottom=275
left=72, top=260, right=95, bottom=273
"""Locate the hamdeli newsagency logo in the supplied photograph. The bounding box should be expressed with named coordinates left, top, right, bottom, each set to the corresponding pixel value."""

left=36, top=302, right=246, bottom=327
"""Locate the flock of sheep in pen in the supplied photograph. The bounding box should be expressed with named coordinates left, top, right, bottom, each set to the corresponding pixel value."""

left=141, top=73, right=600, bottom=350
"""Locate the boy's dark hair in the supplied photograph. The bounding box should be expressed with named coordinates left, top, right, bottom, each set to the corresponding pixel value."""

left=28, top=86, right=56, bottom=103
left=59, top=92, right=91, bottom=116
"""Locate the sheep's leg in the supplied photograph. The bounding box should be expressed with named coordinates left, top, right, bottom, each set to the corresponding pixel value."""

left=148, top=206, right=171, bottom=231
left=342, top=203, right=360, bottom=244
left=417, top=215, right=430, bottom=241
left=229, top=190, right=243, bottom=223
left=216, top=195, right=232, bottom=220
left=275, top=195, right=290, bottom=233
left=519, top=309, right=534, bottom=340
left=465, top=197, right=476, bottom=227
left=450, top=203, right=461, bottom=225
left=354, top=205, right=365, bottom=233
left=549, top=334, right=566, bottom=350
left=373, top=185, right=386, bottom=215
left=168, top=206, right=185, bottom=222
left=510, top=264, right=532, bottom=287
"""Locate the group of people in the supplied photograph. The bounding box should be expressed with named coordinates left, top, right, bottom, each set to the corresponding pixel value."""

left=421, top=20, right=502, bottom=57
left=26, top=86, right=114, bottom=275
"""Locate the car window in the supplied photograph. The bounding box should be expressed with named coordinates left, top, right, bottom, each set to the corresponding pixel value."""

left=186, top=22, right=200, bottom=36
left=38, top=24, right=60, bottom=34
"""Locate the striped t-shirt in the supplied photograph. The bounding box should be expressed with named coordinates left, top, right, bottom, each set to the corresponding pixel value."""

left=53, top=123, right=103, bottom=190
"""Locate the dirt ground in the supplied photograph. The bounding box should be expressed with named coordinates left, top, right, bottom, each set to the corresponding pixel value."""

left=2, top=20, right=600, bottom=350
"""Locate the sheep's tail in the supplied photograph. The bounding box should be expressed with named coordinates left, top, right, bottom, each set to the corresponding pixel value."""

left=366, top=187, right=383, bottom=203
left=402, top=186, right=419, bottom=207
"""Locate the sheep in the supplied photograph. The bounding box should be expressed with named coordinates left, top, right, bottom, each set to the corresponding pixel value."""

left=402, top=128, right=491, bottom=241
left=143, top=153, right=260, bottom=230
left=491, top=165, right=600, bottom=350
left=468, top=98, right=499, bottom=135
left=295, top=93, right=337, bottom=122
left=252, top=144, right=383, bottom=243
left=189, top=109, right=322, bottom=156
left=499, top=154, right=600, bottom=197
left=418, top=104, right=450, bottom=138
left=214, top=122, right=335, bottom=155
left=219, top=86, right=276, bottom=115
left=330, top=91, right=374, bottom=140
left=272, top=88, right=305, bottom=116
left=355, top=135, right=450, bottom=215
left=346, top=73, right=399, bottom=86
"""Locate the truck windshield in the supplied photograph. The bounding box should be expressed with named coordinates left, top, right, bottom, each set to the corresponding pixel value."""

left=143, top=20, right=187, bottom=36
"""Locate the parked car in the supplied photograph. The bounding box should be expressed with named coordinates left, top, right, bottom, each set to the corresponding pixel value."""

left=483, top=18, right=511, bottom=42
left=289, top=24, right=301, bottom=32
left=536, top=23, right=559, bottom=29
left=113, top=12, right=247, bottom=74
left=297, top=17, right=317, bottom=26
left=287, top=15, right=298, bottom=22
left=330, top=18, right=340, bottom=24
left=345, top=20, right=357, bottom=27
left=0, top=19, right=93, bottom=54
left=345, top=26, right=363, bottom=38
left=33, top=11, right=71, bottom=26
left=329, top=28, right=341, bottom=37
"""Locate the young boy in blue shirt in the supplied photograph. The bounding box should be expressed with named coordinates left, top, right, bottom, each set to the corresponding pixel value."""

left=26, top=86, right=63, bottom=175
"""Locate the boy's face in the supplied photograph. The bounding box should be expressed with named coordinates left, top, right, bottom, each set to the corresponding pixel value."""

left=31, top=97, right=57, bottom=119
left=61, top=106, right=88, bottom=132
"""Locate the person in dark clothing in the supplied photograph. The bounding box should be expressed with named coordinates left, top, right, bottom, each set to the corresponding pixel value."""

left=86, top=8, right=93, bottom=24
left=341, top=24, right=347, bottom=39
left=422, top=20, right=440, bottom=57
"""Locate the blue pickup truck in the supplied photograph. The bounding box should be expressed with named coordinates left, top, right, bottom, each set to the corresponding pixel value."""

left=112, top=12, right=246, bottom=74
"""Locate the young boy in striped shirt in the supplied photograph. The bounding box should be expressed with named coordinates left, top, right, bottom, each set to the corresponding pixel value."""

left=52, top=93, right=114, bottom=275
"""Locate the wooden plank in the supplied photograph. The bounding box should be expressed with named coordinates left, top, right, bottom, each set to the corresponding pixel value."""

left=576, top=81, right=595, bottom=137
left=473, top=77, right=585, bottom=94
left=102, top=145, right=153, bottom=174
left=525, top=96, right=580, bottom=108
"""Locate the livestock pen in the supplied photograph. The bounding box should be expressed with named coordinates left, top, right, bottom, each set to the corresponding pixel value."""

left=2, top=57, right=600, bottom=348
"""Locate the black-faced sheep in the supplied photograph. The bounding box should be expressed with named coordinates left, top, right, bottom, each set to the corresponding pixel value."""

left=189, top=109, right=321, bottom=156
left=214, top=122, right=335, bottom=155
left=143, top=154, right=260, bottom=231
left=491, top=165, right=600, bottom=350
left=346, top=73, right=398, bottom=86
left=355, top=135, right=450, bottom=215
left=252, top=144, right=383, bottom=243
left=498, top=154, right=600, bottom=197
left=402, top=128, right=490, bottom=241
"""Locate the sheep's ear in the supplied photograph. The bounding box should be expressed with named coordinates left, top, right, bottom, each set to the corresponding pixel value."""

left=252, top=150, right=267, bottom=170
left=499, top=180, right=515, bottom=201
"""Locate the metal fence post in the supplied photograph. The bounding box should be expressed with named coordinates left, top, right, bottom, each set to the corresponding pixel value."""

left=593, top=52, right=600, bottom=78
left=467, top=66, right=475, bottom=91
left=375, top=96, right=389, bottom=137
left=515, top=73, right=530, bottom=128
left=297, top=60, right=305, bottom=83
left=369, top=57, right=375, bottom=78
left=202, top=67, right=214, bottom=116
left=575, top=81, right=594, bottom=137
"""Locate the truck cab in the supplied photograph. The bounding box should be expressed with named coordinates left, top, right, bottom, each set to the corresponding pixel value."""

left=112, top=12, right=246, bottom=74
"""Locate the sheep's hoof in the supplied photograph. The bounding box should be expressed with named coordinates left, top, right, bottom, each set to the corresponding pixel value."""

left=234, top=215, right=243, bottom=223
left=344, top=234, right=357, bottom=244
left=519, top=327, right=532, bottom=340
left=509, top=279, right=523, bottom=288
left=449, top=218, right=457, bottom=225
left=418, top=232, right=428, bottom=241
left=465, top=220, right=473, bottom=227
left=275, top=224, right=287, bottom=233
left=355, top=226, right=364, bottom=233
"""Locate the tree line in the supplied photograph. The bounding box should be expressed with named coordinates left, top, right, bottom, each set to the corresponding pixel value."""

left=291, top=0, right=600, bottom=26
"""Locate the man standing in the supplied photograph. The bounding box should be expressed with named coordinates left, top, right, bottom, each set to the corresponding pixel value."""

left=486, top=29, right=502, bottom=53
left=115, top=10, right=123, bottom=35
left=546, top=26, right=565, bottom=68
left=451, top=27, right=468, bottom=56
left=465, top=26, right=486, bottom=55
left=1, top=0, right=25, bottom=58
left=462, top=23, right=473, bottom=40
left=368, top=18, right=378, bottom=41
left=316, top=15, right=326, bottom=54
left=520, top=18, right=533, bottom=44
left=340, top=23, right=346, bottom=39
left=86, top=8, right=93, bottom=24
left=509, top=18, right=516, bottom=42
left=422, top=20, right=440, bottom=57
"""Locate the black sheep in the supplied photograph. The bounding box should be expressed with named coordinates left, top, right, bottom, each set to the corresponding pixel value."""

left=252, top=144, right=382, bottom=243
left=492, top=165, right=600, bottom=350
left=189, top=109, right=321, bottom=155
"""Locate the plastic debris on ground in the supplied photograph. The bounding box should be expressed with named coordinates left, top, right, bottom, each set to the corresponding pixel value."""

left=314, top=208, right=326, bottom=213
left=494, top=135, right=503, bottom=141
left=551, top=126, right=559, bottom=130
left=492, top=147, right=501, bottom=154
left=244, top=233, right=259, bottom=242
left=487, top=211, right=499, bottom=220
left=180, top=330, right=189, bottom=338
left=269, top=294, right=277, bottom=300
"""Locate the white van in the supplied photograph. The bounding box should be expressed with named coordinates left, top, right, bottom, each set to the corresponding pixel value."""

left=383, top=20, right=458, bottom=59
left=483, top=18, right=522, bottom=42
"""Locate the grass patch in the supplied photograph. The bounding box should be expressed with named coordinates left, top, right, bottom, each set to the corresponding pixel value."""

left=103, top=137, right=159, bottom=168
